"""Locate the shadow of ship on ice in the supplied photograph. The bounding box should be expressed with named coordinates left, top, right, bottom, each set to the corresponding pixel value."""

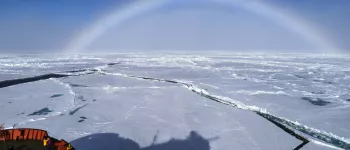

left=70, top=131, right=218, bottom=150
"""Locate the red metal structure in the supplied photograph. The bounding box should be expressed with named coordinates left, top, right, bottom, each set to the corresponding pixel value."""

left=0, top=128, right=75, bottom=150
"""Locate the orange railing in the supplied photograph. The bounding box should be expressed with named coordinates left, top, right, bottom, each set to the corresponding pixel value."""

left=0, top=128, right=48, bottom=141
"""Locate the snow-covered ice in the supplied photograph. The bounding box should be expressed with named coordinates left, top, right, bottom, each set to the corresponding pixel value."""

left=1, top=53, right=350, bottom=150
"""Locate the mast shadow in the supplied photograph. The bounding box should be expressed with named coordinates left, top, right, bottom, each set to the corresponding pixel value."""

left=70, top=131, right=218, bottom=150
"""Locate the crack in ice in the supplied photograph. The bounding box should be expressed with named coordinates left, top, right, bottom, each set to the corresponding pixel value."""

left=101, top=71, right=350, bottom=150
left=0, top=63, right=118, bottom=89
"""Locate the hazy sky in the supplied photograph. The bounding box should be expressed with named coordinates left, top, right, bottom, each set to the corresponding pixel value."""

left=0, top=0, right=349, bottom=53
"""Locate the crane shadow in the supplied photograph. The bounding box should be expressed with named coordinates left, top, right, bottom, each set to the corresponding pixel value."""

left=70, top=131, right=218, bottom=150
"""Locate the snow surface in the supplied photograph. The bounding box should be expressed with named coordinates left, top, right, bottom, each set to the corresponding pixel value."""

left=1, top=53, right=350, bottom=150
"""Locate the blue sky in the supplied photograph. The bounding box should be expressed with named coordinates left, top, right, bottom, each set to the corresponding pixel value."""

left=0, top=0, right=349, bottom=53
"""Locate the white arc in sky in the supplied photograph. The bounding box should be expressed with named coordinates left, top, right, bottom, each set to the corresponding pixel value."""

left=65, top=0, right=339, bottom=53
